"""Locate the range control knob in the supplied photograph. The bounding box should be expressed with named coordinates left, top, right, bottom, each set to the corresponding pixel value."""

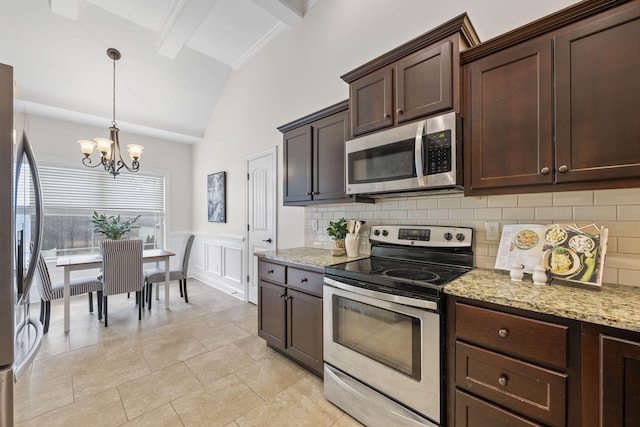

left=444, top=232, right=453, bottom=241
left=456, top=233, right=466, bottom=242
left=373, top=229, right=380, bottom=236
left=382, top=230, right=389, bottom=237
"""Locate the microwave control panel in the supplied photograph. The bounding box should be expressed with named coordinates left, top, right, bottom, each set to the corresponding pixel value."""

left=424, top=130, right=452, bottom=175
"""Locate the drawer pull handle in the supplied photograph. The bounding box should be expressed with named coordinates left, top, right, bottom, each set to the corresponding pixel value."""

left=498, top=328, right=509, bottom=338
left=300, top=278, right=308, bottom=283
left=279, top=293, right=286, bottom=298
left=267, top=269, right=274, bottom=274
left=498, top=375, right=509, bottom=387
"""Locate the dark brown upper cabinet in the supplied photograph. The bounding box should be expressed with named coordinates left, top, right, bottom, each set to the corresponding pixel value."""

left=279, top=101, right=370, bottom=206
left=342, top=14, right=480, bottom=138
left=463, top=0, right=640, bottom=196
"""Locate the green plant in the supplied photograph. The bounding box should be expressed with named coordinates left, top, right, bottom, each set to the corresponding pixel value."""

left=91, top=211, right=140, bottom=240
left=327, top=218, right=348, bottom=241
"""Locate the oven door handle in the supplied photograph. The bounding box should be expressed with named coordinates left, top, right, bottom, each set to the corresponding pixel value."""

left=323, top=277, right=438, bottom=311
left=415, top=120, right=426, bottom=187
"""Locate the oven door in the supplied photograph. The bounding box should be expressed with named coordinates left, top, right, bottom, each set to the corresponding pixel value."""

left=323, top=279, right=441, bottom=423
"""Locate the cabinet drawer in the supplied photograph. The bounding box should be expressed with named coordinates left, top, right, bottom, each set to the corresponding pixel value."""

left=456, top=341, right=566, bottom=427
left=455, top=303, right=568, bottom=368
left=286, top=267, right=323, bottom=296
left=258, top=261, right=285, bottom=283
left=455, top=390, right=544, bottom=427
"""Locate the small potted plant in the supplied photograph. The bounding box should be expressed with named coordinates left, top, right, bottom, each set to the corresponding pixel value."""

left=91, top=211, right=140, bottom=240
left=327, top=217, right=348, bottom=255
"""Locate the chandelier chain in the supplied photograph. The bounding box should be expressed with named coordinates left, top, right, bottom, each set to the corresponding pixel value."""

left=112, top=54, right=117, bottom=127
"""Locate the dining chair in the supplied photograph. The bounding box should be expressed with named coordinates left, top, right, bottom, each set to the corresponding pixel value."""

left=35, top=251, right=103, bottom=333
left=144, top=234, right=194, bottom=309
left=100, top=239, right=144, bottom=327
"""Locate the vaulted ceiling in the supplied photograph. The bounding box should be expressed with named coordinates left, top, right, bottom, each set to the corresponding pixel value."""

left=0, top=0, right=313, bottom=143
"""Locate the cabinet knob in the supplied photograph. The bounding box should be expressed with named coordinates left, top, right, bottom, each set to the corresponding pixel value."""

left=279, top=293, right=286, bottom=298
left=311, top=191, right=318, bottom=195
left=306, top=191, right=312, bottom=196
left=558, top=165, right=568, bottom=173
left=541, top=167, right=550, bottom=175
left=498, top=328, right=509, bottom=338
left=267, top=269, right=274, bottom=274
left=383, top=113, right=391, bottom=119
left=300, top=277, right=308, bottom=283
left=498, top=375, right=509, bottom=386
left=396, top=108, right=404, bottom=115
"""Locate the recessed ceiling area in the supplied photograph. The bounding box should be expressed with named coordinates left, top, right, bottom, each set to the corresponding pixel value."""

left=0, top=0, right=312, bottom=143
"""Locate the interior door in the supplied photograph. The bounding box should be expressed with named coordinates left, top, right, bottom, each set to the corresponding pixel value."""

left=246, top=147, right=276, bottom=304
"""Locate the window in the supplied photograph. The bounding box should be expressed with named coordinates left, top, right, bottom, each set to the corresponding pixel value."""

left=38, top=163, right=166, bottom=258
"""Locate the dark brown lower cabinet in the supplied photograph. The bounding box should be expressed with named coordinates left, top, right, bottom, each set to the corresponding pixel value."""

left=582, top=322, right=640, bottom=427
left=257, top=258, right=323, bottom=376
left=455, top=390, right=544, bottom=427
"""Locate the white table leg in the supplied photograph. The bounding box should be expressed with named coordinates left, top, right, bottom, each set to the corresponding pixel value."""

left=164, top=256, right=170, bottom=309
left=64, top=267, right=70, bottom=333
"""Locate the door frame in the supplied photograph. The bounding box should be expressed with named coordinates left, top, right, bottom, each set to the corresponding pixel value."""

left=245, top=146, right=277, bottom=303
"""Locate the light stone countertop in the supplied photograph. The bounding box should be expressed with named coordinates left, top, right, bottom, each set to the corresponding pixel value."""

left=257, top=247, right=368, bottom=271
left=445, top=268, right=640, bottom=333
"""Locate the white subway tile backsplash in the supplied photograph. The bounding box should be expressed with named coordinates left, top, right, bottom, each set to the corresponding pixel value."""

left=488, top=194, right=518, bottom=207
left=534, top=206, right=573, bottom=221
left=302, top=189, right=640, bottom=287
left=573, top=206, right=617, bottom=221
left=595, top=188, right=640, bottom=205
left=553, top=191, right=593, bottom=206
left=518, top=193, right=553, bottom=207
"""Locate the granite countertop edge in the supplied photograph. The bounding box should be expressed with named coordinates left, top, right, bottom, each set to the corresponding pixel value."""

left=256, top=247, right=368, bottom=271
left=444, top=268, right=640, bottom=333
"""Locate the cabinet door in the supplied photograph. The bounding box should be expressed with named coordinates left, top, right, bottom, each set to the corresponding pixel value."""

left=601, top=335, right=640, bottom=427
left=257, top=280, right=286, bottom=350
left=312, top=111, right=348, bottom=202
left=287, top=288, right=323, bottom=375
left=555, top=5, right=640, bottom=184
left=466, top=37, right=554, bottom=192
left=396, top=41, right=452, bottom=124
left=350, top=67, right=393, bottom=136
left=283, top=126, right=312, bottom=204
left=455, top=390, right=544, bottom=427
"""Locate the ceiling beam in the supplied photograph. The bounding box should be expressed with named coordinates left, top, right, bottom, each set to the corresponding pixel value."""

left=49, top=0, right=81, bottom=21
left=157, top=0, right=219, bottom=59
left=251, top=0, right=305, bottom=27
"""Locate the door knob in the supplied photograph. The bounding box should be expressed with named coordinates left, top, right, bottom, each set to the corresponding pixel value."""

left=262, top=238, right=272, bottom=243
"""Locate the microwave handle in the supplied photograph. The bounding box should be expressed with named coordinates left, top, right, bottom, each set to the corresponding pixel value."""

left=415, top=121, right=426, bottom=186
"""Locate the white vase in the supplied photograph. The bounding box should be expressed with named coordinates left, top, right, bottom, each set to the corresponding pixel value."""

left=345, top=233, right=360, bottom=257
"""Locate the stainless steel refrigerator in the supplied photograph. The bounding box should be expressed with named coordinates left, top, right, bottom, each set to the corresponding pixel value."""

left=1, top=63, right=44, bottom=426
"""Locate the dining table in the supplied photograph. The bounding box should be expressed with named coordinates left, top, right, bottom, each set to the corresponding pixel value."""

left=56, top=249, right=175, bottom=333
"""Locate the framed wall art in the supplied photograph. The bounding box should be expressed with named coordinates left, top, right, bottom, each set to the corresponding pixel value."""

left=207, top=171, right=226, bottom=223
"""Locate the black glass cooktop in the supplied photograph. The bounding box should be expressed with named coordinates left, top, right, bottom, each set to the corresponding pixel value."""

left=324, top=256, right=472, bottom=300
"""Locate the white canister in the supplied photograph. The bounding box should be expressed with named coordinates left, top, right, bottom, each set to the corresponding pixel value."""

left=345, top=233, right=360, bottom=257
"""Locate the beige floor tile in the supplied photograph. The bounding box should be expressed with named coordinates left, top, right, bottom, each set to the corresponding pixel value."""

left=331, top=414, right=365, bottom=427
left=184, top=343, right=255, bottom=386
left=172, top=374, right=264, bottom=426
left=233, top=335, right=273, bottom=361
left=197, top=323, right=251, bottom=351
left=292, top=375, right=344, bottom=420
left=235, top=386, right=337, bottom=427
left=121, top=403, right=184, bottom=426
left=141, top=333, right=208, bottom=372
left=14, top=387, right=127, bottom=427
left=118, top=362, right=202, bottom=420
left=13, top=371, right=74, bottom=423
left=235, top=353, right=307, bottom=400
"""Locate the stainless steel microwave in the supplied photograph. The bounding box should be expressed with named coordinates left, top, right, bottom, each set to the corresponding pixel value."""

left=345, top=112, right=462, bottom=197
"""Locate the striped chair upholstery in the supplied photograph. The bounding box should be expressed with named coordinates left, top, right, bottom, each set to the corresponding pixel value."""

left=35, top=252, right=102, bottom=333
left=145, top=234, right=194, bottom=308
left=100, top=239, right=144, bottom=327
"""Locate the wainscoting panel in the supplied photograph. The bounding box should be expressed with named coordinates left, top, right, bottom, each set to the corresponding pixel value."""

left=191, top=233, right=245, bottom=300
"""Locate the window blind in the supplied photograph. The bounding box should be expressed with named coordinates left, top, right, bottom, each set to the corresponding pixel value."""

left=38, top=164, right=165, bottom=213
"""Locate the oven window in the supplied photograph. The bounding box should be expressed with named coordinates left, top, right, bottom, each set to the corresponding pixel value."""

left=348, top=138, right=416, bottom=184
left=332, top=295, right=421, bottom=380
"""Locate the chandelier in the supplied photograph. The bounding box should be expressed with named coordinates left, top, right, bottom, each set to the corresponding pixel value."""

left=78, top=48, right=144, bottom=178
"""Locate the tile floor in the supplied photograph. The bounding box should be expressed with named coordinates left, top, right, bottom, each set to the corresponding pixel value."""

left=14, top=280, right=363, bottom=426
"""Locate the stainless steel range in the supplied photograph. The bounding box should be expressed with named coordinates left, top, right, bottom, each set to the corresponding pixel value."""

left=323, top=224, right=473, bottom=427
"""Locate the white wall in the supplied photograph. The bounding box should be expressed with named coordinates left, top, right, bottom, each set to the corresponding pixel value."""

left=192, top=0, right=580, bottom=249
left=26, top=114, right=193, bottom=234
